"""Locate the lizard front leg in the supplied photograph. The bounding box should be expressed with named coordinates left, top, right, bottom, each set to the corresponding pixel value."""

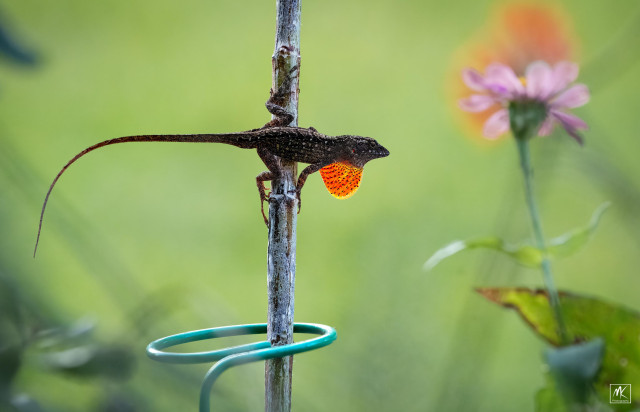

left=294, top=163, right=329, bottom=213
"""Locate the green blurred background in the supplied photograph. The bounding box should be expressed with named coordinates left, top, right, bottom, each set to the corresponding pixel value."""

left=1, top=0, right=639, bottom=410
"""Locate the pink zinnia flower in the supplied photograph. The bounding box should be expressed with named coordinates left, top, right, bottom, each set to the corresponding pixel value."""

left=459, top=61, right=589, bottom=143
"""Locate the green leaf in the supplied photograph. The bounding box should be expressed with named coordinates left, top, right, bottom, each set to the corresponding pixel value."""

left=424, top=203, right=610, bottom=271
left=423, top=237, right=543, bottom=271
left=478, top=288, right=640, bottom=410
left=42, top=344, right=135, bottom=379
left=545, top=338, right=604, bottom=404
left=537, top=339, right=617, bottom=412
left=547, top=202, right=611, bottom=259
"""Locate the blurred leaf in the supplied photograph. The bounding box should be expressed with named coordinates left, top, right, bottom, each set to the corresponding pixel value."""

left=9, top=394, right=47, bottom=412
left=0, top=11, right=38, bottom=66
left=0, top=273, right=26, bottom=398
left=478, top=288, right=640, bottom=409
left=424, top=203, right=610, bottom=271
left=424, top=237, right=543, bottom=271
left=42, top=345, right=135, bottom=380
left=0, top=274, right=23, bottom=332
left=547, top=202, right=611, bottom=259
left=36, top=317, right=96, bottom=350
left=537, top=339, right=615, bottom=412
left=545, top=338, right=604, bottom=405
left=0, top=345, right=21, bottom=391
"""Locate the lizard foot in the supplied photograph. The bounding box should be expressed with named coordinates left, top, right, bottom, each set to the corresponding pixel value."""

left=261, top=191, right=271, bottom=228
left=288, top=189, right=301, bottom=214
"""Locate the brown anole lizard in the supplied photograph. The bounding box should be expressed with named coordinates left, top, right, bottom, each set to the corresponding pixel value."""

left=34, top=69, right=389, bottom=255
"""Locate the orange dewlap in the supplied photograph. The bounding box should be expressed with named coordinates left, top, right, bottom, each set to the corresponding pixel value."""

left=319, top=162, right=363, bottom=199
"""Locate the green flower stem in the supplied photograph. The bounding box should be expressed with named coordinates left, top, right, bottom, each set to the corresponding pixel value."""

left=515, top=137, right=570, bottom=345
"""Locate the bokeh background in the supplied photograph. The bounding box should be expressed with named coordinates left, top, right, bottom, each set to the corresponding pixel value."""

left=1, top=0, right=639, bottom=410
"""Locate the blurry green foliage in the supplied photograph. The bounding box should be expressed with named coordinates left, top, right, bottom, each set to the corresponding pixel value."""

left=538, top=338, right=606, bottom=412
left=479, top=288, right=640, bottom=410
left=0, top=273, right=138, bottom=411
left=424, top=202, right=610, bottom=270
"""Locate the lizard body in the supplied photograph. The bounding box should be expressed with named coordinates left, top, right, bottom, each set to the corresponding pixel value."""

left=34, top=125, right=389, bottom=254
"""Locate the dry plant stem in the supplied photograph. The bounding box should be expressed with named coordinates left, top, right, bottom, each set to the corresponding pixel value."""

left=265, top=0, right=301, bottom=410
left=516, top=138, right=569, bottom=345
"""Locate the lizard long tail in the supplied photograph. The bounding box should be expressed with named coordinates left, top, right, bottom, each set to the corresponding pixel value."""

left=34, top=132, right=259, bottom=257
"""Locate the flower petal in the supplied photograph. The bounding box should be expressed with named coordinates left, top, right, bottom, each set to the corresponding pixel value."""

left=551, top=84, right=590, bottom=109
left=485, top=63, right=524, bottom=98
left=459, top=94, right=496, bottom=112
left=537, top=115, right=555, bottom=136
left=482, top=109, right=510, bottom=139
left=551, top=109, right=587, bottom=144
left=551, top=110, right=588, bottom=130
left=462, top=68, right=486, bottom=92
left=551, top=61, right=579, bottom=92
left=525, top=61, right=554, bottom=100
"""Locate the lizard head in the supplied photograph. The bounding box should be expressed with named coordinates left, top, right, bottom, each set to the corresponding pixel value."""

left=339, top=135, right=389, bottom=168
left=319, top=136, right=388, bottom=199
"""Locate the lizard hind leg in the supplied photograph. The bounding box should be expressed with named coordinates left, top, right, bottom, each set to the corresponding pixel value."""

left=264, top=65, right=299, bottom=127
left=256, top=146, right=283, bottom=227
left=256, top=170, right=274, bottom=227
